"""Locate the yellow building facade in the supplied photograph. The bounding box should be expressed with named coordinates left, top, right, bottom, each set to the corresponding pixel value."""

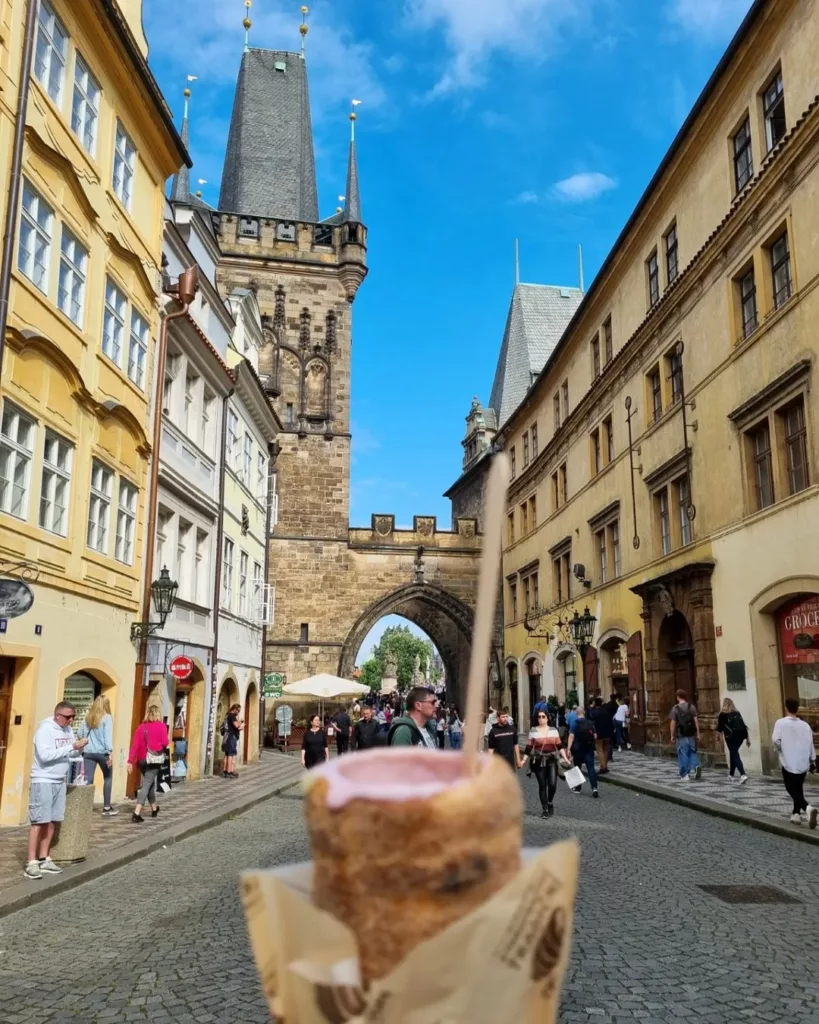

left=500, top=0, right=819, bottom=774
left=0, top=0, right=186, bottom=823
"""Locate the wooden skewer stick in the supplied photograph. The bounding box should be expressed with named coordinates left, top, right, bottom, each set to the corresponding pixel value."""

left=463, top=453, right=510, bottom=777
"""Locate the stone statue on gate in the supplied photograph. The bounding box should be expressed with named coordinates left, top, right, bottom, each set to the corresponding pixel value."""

left=412, top=653, right=424, bottom=687
left=384, top=650, right=398, bottom=681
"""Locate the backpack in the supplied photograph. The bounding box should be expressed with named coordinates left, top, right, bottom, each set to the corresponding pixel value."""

left=387, top=716, right=425, bottom=746
left=675, top=703, right=697, bottom=738
left=220, top=718, right=229, bottom=738
left=722, top=710, right=746, bottom=740
left=573, top=717, right=595, bottom=750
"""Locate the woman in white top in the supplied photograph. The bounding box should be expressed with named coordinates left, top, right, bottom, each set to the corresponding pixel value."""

left=613, top=698, right=631, bottom=752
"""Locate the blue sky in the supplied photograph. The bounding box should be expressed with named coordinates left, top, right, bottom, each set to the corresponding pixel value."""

left=143, top=0, right=753, bottom=531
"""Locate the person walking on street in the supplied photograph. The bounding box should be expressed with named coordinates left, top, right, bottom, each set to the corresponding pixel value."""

left=772, top=699, right=817, bottom=827
left=78, top=695, right=118, bottom=815
left=521, top=710, right=572, bottom=817
left=334, top=707, right=352, bottom=756
left=301, top=714, right=329, bottom=768
left=221, top=703, right=243, bottom=778
left=352, top=705, right=382, bottom=750
left=605, top=693, right=619, bottom=762
left=716, top=698, right=750, bottom=783
left=25, top=702, right=88, bottom=879
left=448, top=708, right=463, bottom=750
left=435, top=709, right=447, bottom=749
left=589, top=698, right=612, bottom=774
left=387, top=687, right=438, bottom=748
left=487, top=708, right=523, bottom=773
left=613, top=697, right=630, bottom=752
left=127, top=706, right=169, bottom=823
left=567, top=706, right=599, bottom=797
left=670, top=690, right=702, bottom=781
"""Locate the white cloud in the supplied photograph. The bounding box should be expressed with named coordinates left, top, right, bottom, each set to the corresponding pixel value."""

left=513, top=190, right=540, bottom=204
left=551, top=172, right=618, bottom=203
left=668, top=0, right=752, bottom=39
left=406, top=0, right=591, bottom=95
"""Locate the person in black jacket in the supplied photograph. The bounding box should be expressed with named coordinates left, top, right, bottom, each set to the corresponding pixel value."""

left=716, top=698, right=750, bottom=783
left=589, top=698, right=613, bottom=774
left=334, top=708, right=352, bottom=756
left=352, top=706, right=382, bottom=751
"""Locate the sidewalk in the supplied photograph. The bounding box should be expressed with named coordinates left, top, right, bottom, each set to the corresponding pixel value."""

left=0, top=750, right=304, bottom=918
left=598, top=749, right=819, bottom=844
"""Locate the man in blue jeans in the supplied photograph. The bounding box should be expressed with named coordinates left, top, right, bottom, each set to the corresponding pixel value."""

left=567, top=705, right=599, bottom=798
left=670, top=689, right=702, bottom=781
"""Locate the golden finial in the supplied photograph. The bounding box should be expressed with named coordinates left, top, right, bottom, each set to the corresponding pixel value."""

left=243, top=0, right=252, bottom=49
left=195, top=191, right=203, bottom=198
left=336, top=206, right=343, bottom=214
left=300, top=5, right=309, bottom=54
left=183, top=88, right=191, bottom=98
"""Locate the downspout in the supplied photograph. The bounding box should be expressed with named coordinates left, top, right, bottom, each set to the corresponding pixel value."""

left=0, top=0, right=40, bottom=378
left=204, top=385, right=234, bottom=775
left=259, top=439, right=280, bottom=752
left=127, top=267, right=199, bottom=795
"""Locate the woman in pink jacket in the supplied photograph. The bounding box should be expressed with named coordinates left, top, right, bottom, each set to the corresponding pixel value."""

left=127, top=705, right=169, bottom=823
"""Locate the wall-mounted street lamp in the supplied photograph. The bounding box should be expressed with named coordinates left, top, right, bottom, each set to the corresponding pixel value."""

left=568, top=606, right=597, bottom=659
left=130, top=567, right=179, bottom=641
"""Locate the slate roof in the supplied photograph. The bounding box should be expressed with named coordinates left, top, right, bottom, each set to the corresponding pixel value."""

left=169, top=112, right=191, bottom=203
left=342, top=139, right=361, bottom=223
left=488, top=284, right=583, bottom=427
left=219, top=48, right=319, bottom=222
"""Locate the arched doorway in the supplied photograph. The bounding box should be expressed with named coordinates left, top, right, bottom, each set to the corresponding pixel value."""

left=213, top=675, right=239, bottom=775
left=338, top=583, right=481, bottom=709
left=505, top=661, right=519, bottom=727
left=598, top=632, right=630, bottom=700
left=658, top=611, right=696, bottom=709
left=171, top=660, right=206, bottom=782
left=244, top=680, right=260, bottom=763
left=524, top=655, right=542, bottom=727
left=554, top=648, right=577, bottom=704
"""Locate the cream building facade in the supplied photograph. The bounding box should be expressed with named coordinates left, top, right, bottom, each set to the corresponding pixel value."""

left=494, top=0, right=819, bottom=773
left=0, top=0, right=186, bottom=823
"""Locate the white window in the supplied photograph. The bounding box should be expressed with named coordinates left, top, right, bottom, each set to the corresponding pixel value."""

left=58, top=226, right=88, bottom=326
left=34, top=0, right=67, bottom=106
left=257, top=451, right=267, bottom=500
left=115, top=480, right=137, bottom=564
left=176, top=519, right=191, bottom=595
left=102, top=277, right=126, bottom=366
left=226, top=409, right=239, bottom=470
left=243, top=433, right=253, bottom=484
left=128, top=309, right=149, bottom=389
left=156, top=507, right=172, bottom=571
left=252, top=561, right=263, bottom=620
left=87, top=460, right=113, bottom=553
left=0, top=403, right=36, bottom=519
left=238, top=550, right=249, bottom=616
left=221, top=537, right=234, bottom=609
left=201, top=389, right=214, bottom=453
left=184, top=371, right=199, bottom=437
left=39, top=430, right=72, bottom=535
left=268, top=470, right=279, bottom=529
left=71, top=53, right=100, bottom=155
left=18, top=181, right=53, bottom=292
left=112, top=121, right=136, bottom=210
left=163, top=351, right=180, bottom=415
left=194, top=528, right=208, bottom=605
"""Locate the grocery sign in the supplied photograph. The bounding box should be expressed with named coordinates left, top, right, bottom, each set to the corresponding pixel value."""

left=779, top=594, right=819, bottom=664
left=169, top=655, right=194, bottom=680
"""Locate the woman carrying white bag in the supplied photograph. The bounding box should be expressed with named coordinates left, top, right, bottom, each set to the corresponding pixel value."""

left=565, top=706, right=600, bottom=798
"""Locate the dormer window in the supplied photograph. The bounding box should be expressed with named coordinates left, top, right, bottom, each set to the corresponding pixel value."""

left=239, top=217, right=259, bottom=239
left=277, top=222, right=296, bottom=241
left=274, top=61, right=286, bottom=72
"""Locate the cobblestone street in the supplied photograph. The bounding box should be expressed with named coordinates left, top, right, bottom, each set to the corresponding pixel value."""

left=1, top=776, right=818, bottom=1024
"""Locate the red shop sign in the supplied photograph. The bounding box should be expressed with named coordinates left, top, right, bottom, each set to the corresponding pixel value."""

left=169, top=655, right=194, bottom=680
left=779, top=595, right=819, bottom=665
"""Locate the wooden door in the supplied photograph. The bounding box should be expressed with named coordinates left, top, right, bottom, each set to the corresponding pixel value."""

left=0, top=658, right=15, bottom=807
left=243, top=689, right=251, bottom=762
left=583, top=646, right=599, bottom=702
left=627, top=631, right=646, bottom=748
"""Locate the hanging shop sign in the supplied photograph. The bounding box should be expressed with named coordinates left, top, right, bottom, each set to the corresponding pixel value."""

left=0, top=578, right=34, bottom=619
left=264, top=672, right=284, bottom=699
left=779, top=594, right=819, bottom=664
left=169, top=655, right=194, bottom=680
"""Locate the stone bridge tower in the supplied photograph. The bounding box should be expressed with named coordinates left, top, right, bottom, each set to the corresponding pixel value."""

left=214, top=40, right=483, bottom=704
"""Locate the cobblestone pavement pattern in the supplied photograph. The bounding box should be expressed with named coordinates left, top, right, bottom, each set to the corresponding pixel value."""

left=1, top=776, right=818, bottom=1024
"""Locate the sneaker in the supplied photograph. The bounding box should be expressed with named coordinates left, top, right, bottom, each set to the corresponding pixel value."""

left=24, top=860, right=42, bottom=880
left=808, top=805, right=818, bottom=830
left=739, top=775, right=748, bottom=785
left=131, top=812, right=144, bottom=823
left=727, top=773, right=735, bottom=781
left=694, top=765, right=702, bottom=781
left=592, top=790, right=599, bottom=799
left=618, top=746, right=623, bottom=753
left=790, top=812, right=802, bottom=824
left=39, top=857, right=63, bottom=874
left=680, top=775, right=690, bottom=782
left=626, top=743, right=632, bottom=750
left=102, top=807, right=119, bottom=816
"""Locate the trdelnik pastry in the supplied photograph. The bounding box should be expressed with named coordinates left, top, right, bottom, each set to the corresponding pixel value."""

left=304, top=745, right=523, bottom=983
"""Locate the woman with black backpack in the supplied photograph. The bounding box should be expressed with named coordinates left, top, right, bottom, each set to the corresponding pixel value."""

left=716, top=698, right=750, bottom=784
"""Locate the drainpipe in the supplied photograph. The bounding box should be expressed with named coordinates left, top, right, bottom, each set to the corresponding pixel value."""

left=259, top=440, right=280, bottom=753
left=0, top=0, right=40, bottom=379
left=204, top=385, right=234, bottom=775
left=127, top=267, right=199, bottom=795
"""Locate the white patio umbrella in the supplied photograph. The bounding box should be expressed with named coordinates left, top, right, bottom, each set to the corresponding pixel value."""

left=282, top=674, right=370, bottom=721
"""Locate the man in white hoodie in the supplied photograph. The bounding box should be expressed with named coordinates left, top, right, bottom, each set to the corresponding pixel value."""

left=25, top=701, right=88, bottom=880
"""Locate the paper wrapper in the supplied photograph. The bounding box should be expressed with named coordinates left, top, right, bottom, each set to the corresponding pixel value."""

left=241, top=840, right=579, bottom=1023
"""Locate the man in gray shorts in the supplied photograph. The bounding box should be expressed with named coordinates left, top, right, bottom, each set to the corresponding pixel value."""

left=25, top=701, right=88, bottom=880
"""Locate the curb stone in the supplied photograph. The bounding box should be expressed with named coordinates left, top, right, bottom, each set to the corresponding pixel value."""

left=599, top=771, right=819, bottom=846
left=0, top=776, right=303, bottom=920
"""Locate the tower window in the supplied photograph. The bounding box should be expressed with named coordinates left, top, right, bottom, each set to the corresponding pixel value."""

left=274, top=61, right=287, bottom=72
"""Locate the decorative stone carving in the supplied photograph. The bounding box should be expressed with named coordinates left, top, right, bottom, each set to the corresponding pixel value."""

left=653, top=585, right=675, bottom=618
left=416, top=517, right=435, bottom=537
left=273, top=284, right=286, bottom=331
left=458, top=518, right=477, bottom=540
left=384, top=650, right=398, bottom=680
left=299, top=307, right=311, bottom=352
left=325, top=310, right=337, bottom=354
left=372, top=514, right=394, bottom=537
left=414, top=546, right=425, bottom=584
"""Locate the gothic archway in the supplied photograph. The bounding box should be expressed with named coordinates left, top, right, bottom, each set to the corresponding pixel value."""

left=338, top=583, right=481, bottom=707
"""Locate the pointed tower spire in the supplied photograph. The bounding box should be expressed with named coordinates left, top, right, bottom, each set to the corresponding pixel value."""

left=170, top=77, right=196, bottom=203
left=342, top=100, right=362, bottom=223
left=243, top=0, right=253, bottom=51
